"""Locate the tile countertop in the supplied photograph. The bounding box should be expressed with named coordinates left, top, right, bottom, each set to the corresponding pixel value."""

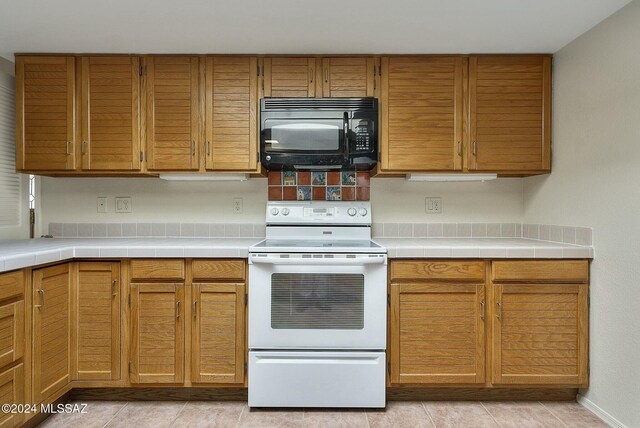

left=0, top=237, right=593, bottom=273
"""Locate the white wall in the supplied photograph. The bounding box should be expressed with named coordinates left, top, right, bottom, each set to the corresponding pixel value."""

left=0, top=58, right=30, bottom=240
left=39, top=176, right=525, bottom=228
left=524, top=1, right=640, bottom=426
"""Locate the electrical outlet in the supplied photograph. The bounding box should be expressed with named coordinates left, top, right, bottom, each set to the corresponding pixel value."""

left=233, top=198, right=243, bottom=214
left=425, top=197, right=442, bottom=214
left=115, top=197, right=132, bottom=213
left=97, top=197, right=107, bottom=213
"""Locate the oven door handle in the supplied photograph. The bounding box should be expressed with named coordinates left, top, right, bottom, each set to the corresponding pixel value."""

left=250, top=255, right=386, bottom=265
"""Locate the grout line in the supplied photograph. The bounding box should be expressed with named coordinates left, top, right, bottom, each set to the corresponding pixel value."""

left=236, top=404, right=247, bottom=428
left=103, top=401, right=129, bottom=428
left=480, top=402, right=503, bottom=428
left=421, top=401, right=438, bottom=427
left=540, top=401, right=569, bottom=428
left=168, top=401, right=189, bottom=427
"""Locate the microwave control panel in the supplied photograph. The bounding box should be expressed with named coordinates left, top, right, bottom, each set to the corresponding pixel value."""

left=353, top=120, right=372, bottom=152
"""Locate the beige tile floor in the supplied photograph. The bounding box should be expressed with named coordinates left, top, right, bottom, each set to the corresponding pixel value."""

left=38, top=400, right=609, bottom=428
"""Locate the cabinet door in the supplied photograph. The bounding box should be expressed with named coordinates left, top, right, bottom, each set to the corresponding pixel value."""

left=390, top=283, right=485, bottom=384
left=145, top=56, right=200, bottom=171
left=0, top=364, right=24, bottom=428
left=16, top=56, right=76, bottom=171
left=130, top=283, right=184, bottom=383
left=263, top=57, right=316, bottom=97
left=80, top=57, right=141, bottom=171
left=192, top=283, right=245, bottom=384
left=205, top=56, right=258, bottom=171
left=380, top=56, right=464, bottom=171
left=0, top=300, right=24, bottom=369
left=75, top=262, right=120, bottom=380
left=321, top=57, right=375, bottom=97
left=492, top=283, right=588, bottom=385
left=469, top=55, right=551, bottom=173
left=33, top=264, right=71, bottom=403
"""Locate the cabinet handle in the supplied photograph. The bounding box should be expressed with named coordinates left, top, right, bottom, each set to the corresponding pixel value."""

left=193, top=301, right=197, bottom=318
left=309, top=68, right=314, bottom=83
left=35, top=289, right=45, bottom=308
left=111, top=280, right=117, bottom=297
left=191, top=141, right=196, bottom=156
left=480, top=300, right=485, bottom=320
left=457, top=141, right=462, bottom=157
left=81, top=141, right=87, bottom=155
left=207, top=141, right=211, bottom=156
left=66, top=141, right=72, bottom=155
left=176, top=301, right=181, bottom=319
left=472, top=140, right=478, bottom=156
left=324, top=69, right=329, bottom=83
left=496, top=302, right=502, bottom=320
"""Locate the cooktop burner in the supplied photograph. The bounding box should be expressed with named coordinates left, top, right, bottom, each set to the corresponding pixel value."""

left=250, top=239, right=386, bottom=254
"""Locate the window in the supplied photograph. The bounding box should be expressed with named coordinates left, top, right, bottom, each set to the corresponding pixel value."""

left=0, top=72, right=20, bottom=227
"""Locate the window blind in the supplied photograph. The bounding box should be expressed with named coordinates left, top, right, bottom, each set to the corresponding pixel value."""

left=0, top=73, right=20, bottom=227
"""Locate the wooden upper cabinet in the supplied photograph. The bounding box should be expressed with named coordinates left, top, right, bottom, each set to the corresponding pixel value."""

left=145, top=56, right=200, bottom=171
left=263, top=57, right=316, bottom=97
left=16, top=56, right=76, bottom=171
left=205, top=56, right=258, bottom=171
left=130, top=283, right=184, bottom=384
left=80, top=57, right=141, bottom=171
left=75, top=262, right=120, bottom=381
left=191, top=283, right=245, bottom=384
left=469, top=55, right=551, bottom=173
left=380, top=56, right=464, bottom=171
left=32, top=263, right=71, bottom=403
left=492, top=283, right=588, bottom=386
left=321, top=57, right=376, bottom=97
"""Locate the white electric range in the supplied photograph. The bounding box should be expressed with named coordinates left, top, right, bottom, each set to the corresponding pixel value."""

left=248, top=201, right=387, bottom=408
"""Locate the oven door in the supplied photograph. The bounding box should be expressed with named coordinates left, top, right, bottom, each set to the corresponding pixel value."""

left=248, top=253, right=387, bottom=350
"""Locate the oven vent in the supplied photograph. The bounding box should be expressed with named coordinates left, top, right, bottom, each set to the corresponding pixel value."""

left=262, top=98, right=377, bottom=110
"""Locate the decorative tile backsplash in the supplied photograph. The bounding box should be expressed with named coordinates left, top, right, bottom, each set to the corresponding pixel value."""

left=268, top=171, right=370, bottom=201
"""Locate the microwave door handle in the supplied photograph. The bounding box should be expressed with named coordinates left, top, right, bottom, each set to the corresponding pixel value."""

left=343, top=112, right=350, bottom=161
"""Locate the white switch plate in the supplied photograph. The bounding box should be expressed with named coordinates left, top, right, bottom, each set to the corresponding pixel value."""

left=115, top=197, right=132, bottom=213
left=425, top=197, right=442, bottom=214
left=97, top=197, right=107, bottom=213
left=233, top=198, right=243, bottom=214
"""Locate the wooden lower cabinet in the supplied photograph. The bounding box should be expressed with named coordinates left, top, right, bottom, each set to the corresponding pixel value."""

left=491, top=282, right=589, bottom=386
left=0, top=301, right=24, bottom=370
left=74, top=262, right=120, bottom=381
left=390, top=259, right=589, bottom=388
left=32, top=263, right=71, bottom=403
left=0, top=364, right=25, bottom=428
left=389, top=261, right=486, bottom=385
left=191, top=283, right=246, bottom=383
left=390, top=283, right=486, bottom=384
left=130, top=283, right=184, bottom=384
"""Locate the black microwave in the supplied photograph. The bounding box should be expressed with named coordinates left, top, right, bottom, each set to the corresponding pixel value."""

left=260, top=98, right=378, bottom=170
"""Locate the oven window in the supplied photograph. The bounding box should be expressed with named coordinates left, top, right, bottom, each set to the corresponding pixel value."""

left=271, top=273, right=364, bottom=329
left=265, top=119, right=342, bottom=151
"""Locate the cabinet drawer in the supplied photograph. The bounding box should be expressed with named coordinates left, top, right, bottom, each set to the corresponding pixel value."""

left=0, top=270, right=24, bottom=301
left=390, top=260, right=485, bottom=282
left=192, top=260, right=245, bottom=281
left=0, top=301, right=24, bottom=368
left=492, top=260, right=589, bottom=283
left=0, top=363, right=24, bottom=427
left=130, top=259, right=185, bottom=281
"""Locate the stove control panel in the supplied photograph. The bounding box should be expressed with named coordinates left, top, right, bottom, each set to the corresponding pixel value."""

left=266, top=201, right=372, bottom=225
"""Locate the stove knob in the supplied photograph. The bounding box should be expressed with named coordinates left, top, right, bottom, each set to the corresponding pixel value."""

left=270, top=207, right=280, bottom=216
left=359, top=208, right=368, bottom=216
left=347, top=207, right=357, bottom=216
left=281, top=208, right=290, bottom=216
